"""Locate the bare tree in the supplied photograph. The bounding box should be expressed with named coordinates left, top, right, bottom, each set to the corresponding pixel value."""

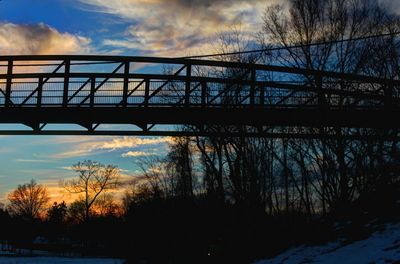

left=95, top=193, right=122, bottom=217
left=136, top=156, right=174, bottom=199
left=261, top=0, right=400, bottom=213
left=61, top=160, right=120, bottom=221
left=262, top=0, right=400, bottom=72
left=7, top=180, right=49, bottom=219
left=166, top=137, right=195, bottom=199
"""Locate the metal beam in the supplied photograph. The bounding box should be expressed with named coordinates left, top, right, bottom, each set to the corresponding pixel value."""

left=5, top=59, right=12, bottom=106
left=0, top=107, right=398, bottom=128
left=0, top=129, right=397, bottom=141
left=0, top=55, right=397, bottom=85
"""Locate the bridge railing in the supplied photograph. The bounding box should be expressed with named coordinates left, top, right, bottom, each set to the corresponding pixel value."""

left=0, top=56, right=398, bottom=137
left=0, top=55, right=398, bottom=109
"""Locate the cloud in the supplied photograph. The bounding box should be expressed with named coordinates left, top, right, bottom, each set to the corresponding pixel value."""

left=52, top=136, right=172, bottom=159
left=97, top=137, right=172, bottom=150
left=14, top=159, right=52, bottom=163
left=0, top=23, right=92, bottom=55
left=79, top=0, right=268, bottom=56
left=52, top=149, right=94, bottom=159
left=121, top=151, right=156, bottom=158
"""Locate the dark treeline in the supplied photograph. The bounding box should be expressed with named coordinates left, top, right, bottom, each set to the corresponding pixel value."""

left=1, top=0, right=400, bottom=263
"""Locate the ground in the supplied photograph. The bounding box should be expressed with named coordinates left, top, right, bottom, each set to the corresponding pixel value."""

left=0, top=257, right=123, bottom=264
left=255, top=222, right=400, bottom=264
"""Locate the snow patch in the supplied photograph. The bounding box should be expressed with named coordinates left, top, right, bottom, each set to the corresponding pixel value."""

left=255, top=223, right=400, bottom=264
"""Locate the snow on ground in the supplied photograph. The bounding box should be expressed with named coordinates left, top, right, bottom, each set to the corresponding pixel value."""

left=255, top=223, right=400, bottom=264
left=0, top=257, right=124, bottom=264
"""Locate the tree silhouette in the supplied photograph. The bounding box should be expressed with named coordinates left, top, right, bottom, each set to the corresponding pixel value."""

left=67, top=199, right=86, bottom=224
left=61, top=160, right=120, bottom=221
left=7, top=179, right=49, bottom=220
left=47, top=201, right=67, bottom=224
left=166, top=137, right=195, bottom=199
left=261, top=0, right=400, bottom=213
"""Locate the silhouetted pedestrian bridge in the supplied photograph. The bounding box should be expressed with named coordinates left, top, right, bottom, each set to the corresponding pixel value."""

left=0, top=55, right=398, bottom=139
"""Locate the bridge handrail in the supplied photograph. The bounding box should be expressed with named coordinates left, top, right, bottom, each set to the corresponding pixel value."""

left=0, top=55, right=397, bottom=85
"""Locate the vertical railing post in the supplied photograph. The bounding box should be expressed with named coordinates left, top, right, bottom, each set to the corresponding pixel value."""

left=5, top=59, right=13, bottom=107
left=316, top=75, right=326, bottom=108
left=201, top=81, right=207, bottom=107
left=62, top=59, right=70, bottom=107
left=385, top=81, right=393, bottom=110
left=144, top=79, right=150, bottom=107
left=90, top=77, right=96, bottom=107
left=123, top=61, right=130, bottom=106
left=259, top=84, right=264, bottom=106
left=250, top=68, right=256, bottom=106
left=37, top=77, right=43, bottom=107
left=185, top=64, right=191, bottom=107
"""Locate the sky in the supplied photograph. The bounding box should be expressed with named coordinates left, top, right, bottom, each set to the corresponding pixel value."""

left=0, top=0, right=269, bottom=203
